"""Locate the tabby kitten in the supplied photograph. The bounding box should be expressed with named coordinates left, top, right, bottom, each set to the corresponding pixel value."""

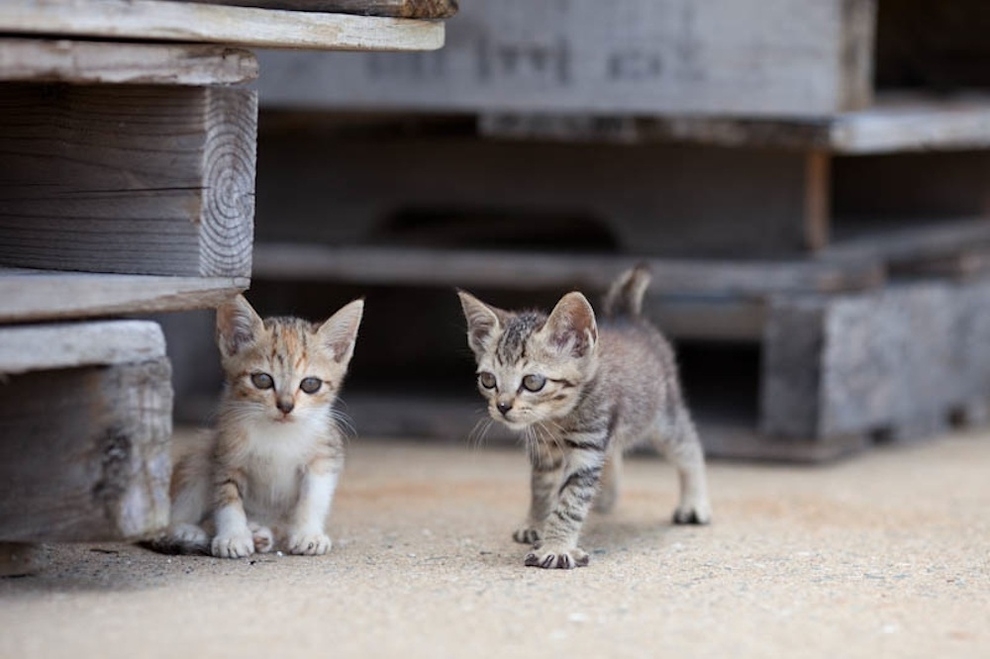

left=153, top=294, right=363, bottom=558
left=458, top=267, right=711, bottom=569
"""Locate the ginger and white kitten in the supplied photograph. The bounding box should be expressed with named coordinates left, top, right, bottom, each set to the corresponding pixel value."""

left=154, top=294, right=363, bottom=558
left=458, top=266, right=711, bottom=569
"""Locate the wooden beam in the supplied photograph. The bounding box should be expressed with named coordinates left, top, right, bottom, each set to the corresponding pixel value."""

left=172, top=0, right=458, bottom=19
left=481, top=94, right=990, bottom=155
left=0, top=38, right=258, bottom=85
left=0, top=0, right=444, bottom=52
left=0, top=268, right=248, bottom=323
left=804, top=151, right=831, bottom=251
left=0, top=321, right=166, bottom=375
left=0, top=84, right=256, bottom=278
left=0, top=359, right=172, bottom=543
left=256, top=0, right=873, bottom=115
left=251, top=243, right=884, bottom=296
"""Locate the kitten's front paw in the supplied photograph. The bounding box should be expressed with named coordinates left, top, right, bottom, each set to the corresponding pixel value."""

left=524, top=545, right=589, bottom=570
left=512, top=526, right=541, bottom=545
left=673, top=501, right=712, bottom=525
left=288, top=531, right=331, bottom=556
left=211, top=532, right=255, bottom=559
left=250, top=525, right=275, bottom=554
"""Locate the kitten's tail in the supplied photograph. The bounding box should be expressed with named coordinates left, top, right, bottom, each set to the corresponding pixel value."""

left=603, top=265, right=651, bottom=320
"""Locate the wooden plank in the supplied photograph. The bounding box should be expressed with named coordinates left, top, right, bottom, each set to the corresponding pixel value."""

left=0, top=0, right=444, bottom=52
left=0, top=84, right=256, bottom=278
left=481, top=94, right=990, bottom=154
left=257, top=0, right=874, bottom=116
left=251, top=243, right=884, bottom=296
left=761, top=277, right=990, bottom=442
left=823, top=217, right=990, bottom=266
left=0, top=321, right=166, bottom=375
left=0, top=38, right=258, bottom=85
left=172, top=0, right=458, bottom=19
left=0, top=359, right=172, bottom=543
left=0, top=268, right=248, bottom=323
left=804, top=151, right=831, bottom=251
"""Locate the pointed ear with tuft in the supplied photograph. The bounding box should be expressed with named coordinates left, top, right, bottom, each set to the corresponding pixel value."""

left=542, top=292, right=598, bottom=359
left=457, top=290, right=505, bottom=357
left=216, top=294, right=264, bottom=360
left=317, top=299, right=364, bottom=365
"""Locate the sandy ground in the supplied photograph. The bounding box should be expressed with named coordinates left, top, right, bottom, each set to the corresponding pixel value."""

left=1, top=428, right=989, bottom=658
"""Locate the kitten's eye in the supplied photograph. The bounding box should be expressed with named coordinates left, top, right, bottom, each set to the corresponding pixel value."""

left=478, top=372, right=496, bottom=389
left=250, top=372, right=274, bottom=390
left=521, top=374, right=546, bottom=392
left=299, top=377, right=322, bottom=394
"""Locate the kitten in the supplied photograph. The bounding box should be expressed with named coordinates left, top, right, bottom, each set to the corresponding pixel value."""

left=151, top=294, right=363, bottom=558
left=458, top=266, right=711, bottom=569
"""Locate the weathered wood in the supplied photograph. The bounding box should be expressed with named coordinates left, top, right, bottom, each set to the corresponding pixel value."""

left=251, top=243, right=884, bottom=296
left=0, top=321, right=166, bottom=375
left=257, top=0, right=874, bottom=116
left=804, top=151, right=831, bottom=251
left=0, top=359, right=172, bottom=543
left=481, top=94, right=990, bottom=154
left=0, top=38, right=258, bottom=85
left=172, top=0, right=458, bottom=19
left=0, top=0, right=444, bottom=52
left=255, top=131, right=838, bottom=259
left=0, top=268, right=248, bottom=323
left=761, top=277, right=990, bottom=442
left=0, top=84, right=256, bottom=278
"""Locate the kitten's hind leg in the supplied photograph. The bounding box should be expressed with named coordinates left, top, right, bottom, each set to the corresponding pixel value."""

left=593, top=450, right=622, bottom=514
left=653, top=412, right=712, bottom=525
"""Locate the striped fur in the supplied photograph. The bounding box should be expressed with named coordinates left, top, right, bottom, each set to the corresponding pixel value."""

left=148, top=294, right=363, bottom=558
left=458, top=266, right=711, bottom=569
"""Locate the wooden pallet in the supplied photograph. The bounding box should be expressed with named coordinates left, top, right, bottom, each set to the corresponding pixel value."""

left=0, top=3, right=448, bottom=549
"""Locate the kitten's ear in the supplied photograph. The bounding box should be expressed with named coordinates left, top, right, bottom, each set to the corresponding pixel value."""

left=457, top=290, right=505, bottom=356
left=542, top=292, right=598, bottom=359
left=216, top=294, right=264, bottom=360
left=317, top=299, right=364, bottom=365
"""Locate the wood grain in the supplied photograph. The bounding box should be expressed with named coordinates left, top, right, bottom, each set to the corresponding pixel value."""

left=0, top=84, right=256, bottom=278
left=0, top=321, right=166, bottom=375
left=0, top=38, right=257, bottom=85
left=172, top=0, right=458, bottom=19
left=0, top=359, right=172, bottom=543
left=0, top=0, right=445, bottom=52
left=0, top=268, right=248, bottom=323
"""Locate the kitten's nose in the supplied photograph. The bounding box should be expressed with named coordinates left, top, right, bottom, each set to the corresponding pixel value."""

left=277, top=398, right=294, bottom=414
left=496, top=401, right=512, bottom=416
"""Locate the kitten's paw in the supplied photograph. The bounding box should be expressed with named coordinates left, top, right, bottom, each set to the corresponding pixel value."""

left=250, top=526, right=275, bottom=554
left=673, top=501, right=712, bottom=525
left=524, top=546, right=589, bottom=570
left=211, top=532, right=255, bottom=559
left=512, top=527, right=541, bottom=545
left=288, top=531, right=331, bottom=556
